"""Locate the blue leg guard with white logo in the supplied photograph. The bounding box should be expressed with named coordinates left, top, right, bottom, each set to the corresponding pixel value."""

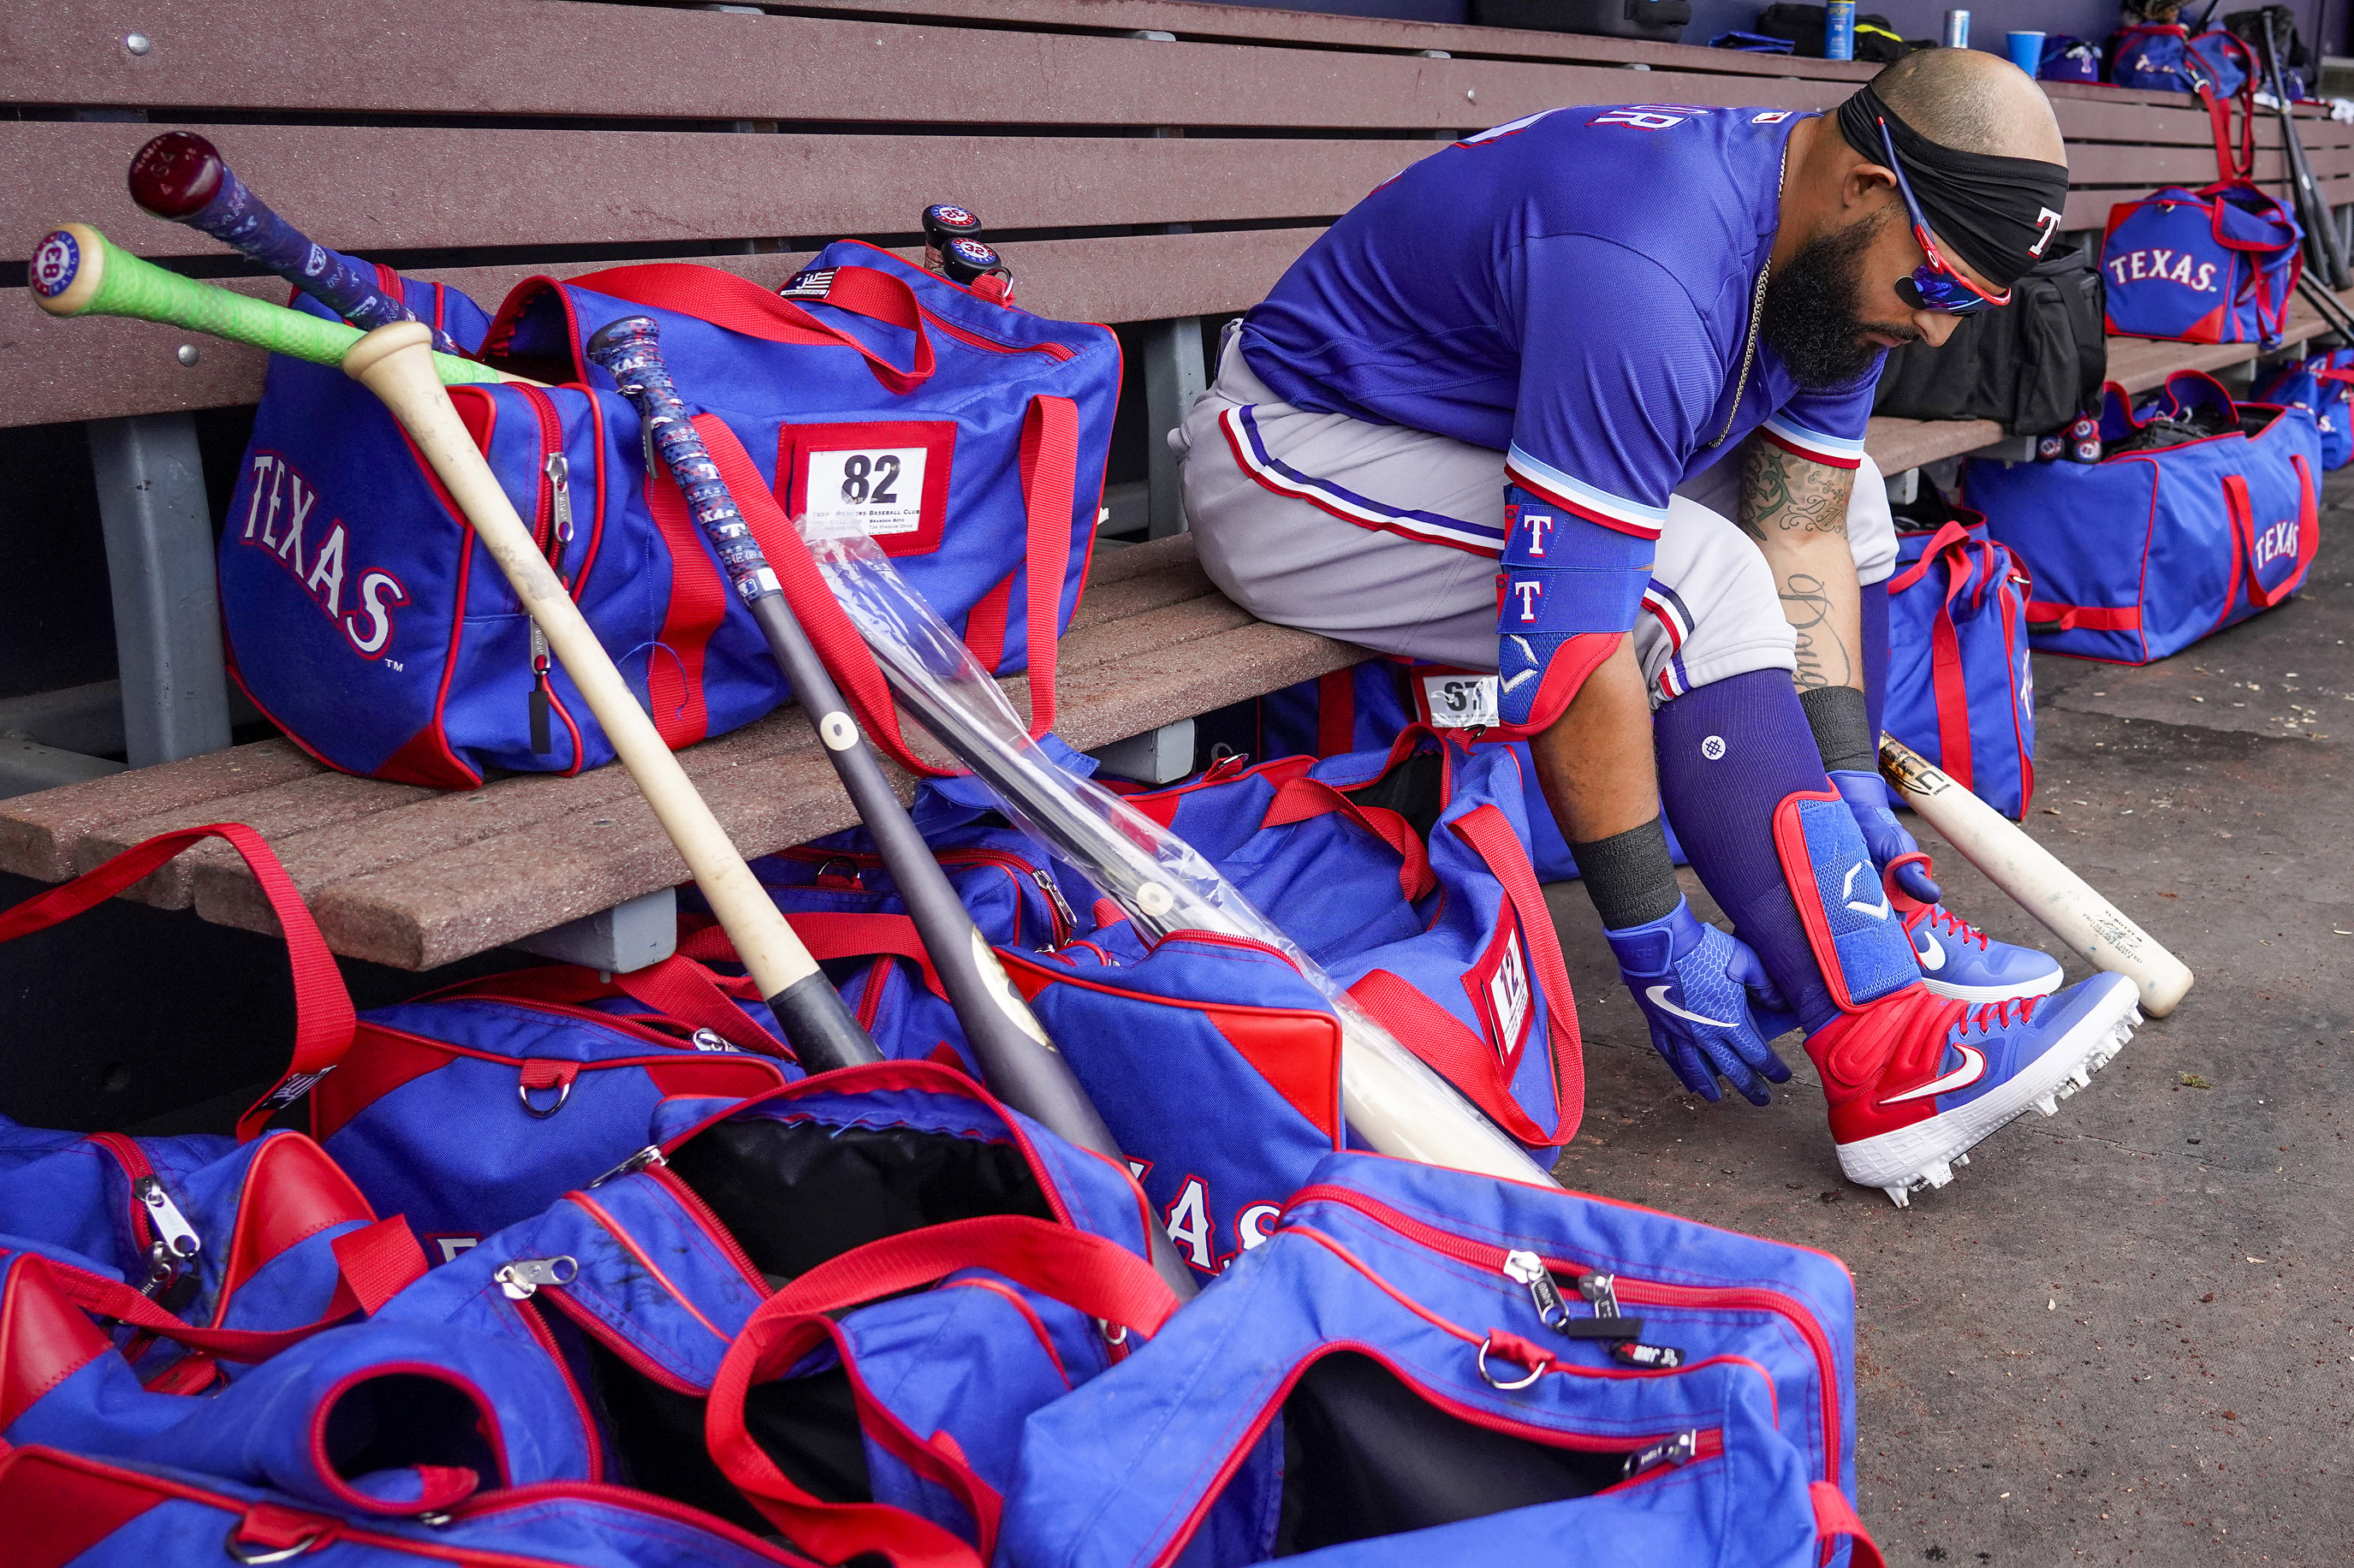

left=1602, top=896, right=1791, bottom=1105
left=1495, top=486, right=1651, bottom=730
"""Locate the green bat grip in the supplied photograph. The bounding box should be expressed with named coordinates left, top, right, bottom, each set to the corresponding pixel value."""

left=27, top=223, right=505, bottom=386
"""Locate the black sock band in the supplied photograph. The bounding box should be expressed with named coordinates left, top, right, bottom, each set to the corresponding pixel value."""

left=1570, top=816, right=1682, bottom=931
left=1799, top=685, right=1875, bottom=775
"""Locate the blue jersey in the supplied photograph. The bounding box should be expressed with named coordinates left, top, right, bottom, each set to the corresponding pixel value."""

left=1239, top=104, right=1879, bottom=545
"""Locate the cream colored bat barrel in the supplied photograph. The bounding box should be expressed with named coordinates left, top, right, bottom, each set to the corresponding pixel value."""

left=1881, top=734, right=2193, bottom=1017
left=343, top=324, right=822, bottom=1008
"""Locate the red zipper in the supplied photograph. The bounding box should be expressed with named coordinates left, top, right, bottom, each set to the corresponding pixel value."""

left=775, top=845, right=1074, bottom=947
left=853, top=954, right=893, bottom=1032
left=1285, top=1184, right=1841, bottom=1495
left=916, top=305, right=1074, bottom=363
left=648, top=1165, right=772, bottom=1294
left=83, top=1132, right=160, bottom=1259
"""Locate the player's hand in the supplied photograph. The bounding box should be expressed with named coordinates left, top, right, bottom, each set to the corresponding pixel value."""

left=1828, top=769, right=1941, bottom=905
left=1602, top=898, right=1792, bottom=1106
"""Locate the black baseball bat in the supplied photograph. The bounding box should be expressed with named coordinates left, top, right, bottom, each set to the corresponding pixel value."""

left=586, top=317, right=1195, bottom=1298
left=2255, top=19, right=2352, bottom=290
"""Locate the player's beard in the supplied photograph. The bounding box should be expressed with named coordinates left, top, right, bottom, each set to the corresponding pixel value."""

left=1760, top=207, right=1917, bottom=389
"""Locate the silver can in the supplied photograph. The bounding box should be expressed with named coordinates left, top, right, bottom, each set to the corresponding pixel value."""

left=1943, top=9, right=1970, bottom=48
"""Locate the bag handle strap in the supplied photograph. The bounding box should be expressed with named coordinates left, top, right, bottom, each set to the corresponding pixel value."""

left=21, top=1215, right=424, bottom=1363
left=679, top=911, right=951, bottom=1002
left=2219, top=456, right=2320, bottom=619
left=1885, top=519, right=1975, bottom=595
left=704, top=1216, right=1176, bottom=1568
left=704, top=407, right=1080, bottom=778
left=0, top=825, right=354, bottom=1143
left=567, top=263, right=936, bottom=396
left=1810, top=1482, right=1888, bottom=1568
left=1261, top=777, right=1438, bottom=902
left=425, top=954, right=783, bottom=1057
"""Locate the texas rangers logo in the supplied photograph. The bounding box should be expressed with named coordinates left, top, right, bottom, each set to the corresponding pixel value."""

left=1519, top=511, right=1555, bottom=558
left=931, top=205, right=976, bottom=229
left=947, top=237, right=996, bottom=268
left=2250, top=516, right=2299, bottom=573
left=1510, top=579, right=1544, bottom=621
left=240, top=450, right=407, bottom=660
left=2107, top=248, right=2219, bottom=294
left=2028, top=205, right=2063, bottom=258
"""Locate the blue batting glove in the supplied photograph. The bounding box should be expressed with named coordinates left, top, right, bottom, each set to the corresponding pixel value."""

left=1828, top=769, right=1941, bottom=905
left=1603, top=897, right=1792, bottom=1106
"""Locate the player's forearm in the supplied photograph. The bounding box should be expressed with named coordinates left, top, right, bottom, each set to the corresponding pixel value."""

left=1528, top=635, right=1658, bottom=843
left=1738, top=439, right=1864, bottom=694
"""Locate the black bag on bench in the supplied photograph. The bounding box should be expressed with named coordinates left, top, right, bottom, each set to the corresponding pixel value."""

left=1871, top=241, right=2107, bottom=438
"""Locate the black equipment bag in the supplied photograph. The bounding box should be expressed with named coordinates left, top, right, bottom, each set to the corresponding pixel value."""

left=1468, top=0, right=1691, bottom=41
left=1871, top=241, right=2108, bottom=437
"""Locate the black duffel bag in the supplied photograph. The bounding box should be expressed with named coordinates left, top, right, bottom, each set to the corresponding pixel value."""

left=1872, top=241, right=2107, bottom=437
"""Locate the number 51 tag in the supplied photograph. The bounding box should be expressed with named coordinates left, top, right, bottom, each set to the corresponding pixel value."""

left=801, top=447, right=928, bottom=539
left=1420, top=673, right=1501, bottom=728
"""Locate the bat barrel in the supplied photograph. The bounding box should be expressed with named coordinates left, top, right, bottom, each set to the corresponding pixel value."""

left=1880, top=735, right=2194, bottom=1017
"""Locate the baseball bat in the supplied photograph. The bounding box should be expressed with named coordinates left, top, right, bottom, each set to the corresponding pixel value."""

left=340, top=323, right=880, bottom=1072
left=26, top=224, right=540, bottom=388
left=127, top=132, right=463, bottom=354
left=2255, top=20, right=2352, bottom=292
left=1880, top=734, right=2193, bottom=1017
left=584, top=318, right=1196, bottom=1298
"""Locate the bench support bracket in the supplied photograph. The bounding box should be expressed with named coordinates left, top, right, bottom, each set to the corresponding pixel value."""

left=1144, top=318, right=1206, bottom=538
left=88, top=413, right=233, bottom=769
left=512, top=887, right=679, bottom=975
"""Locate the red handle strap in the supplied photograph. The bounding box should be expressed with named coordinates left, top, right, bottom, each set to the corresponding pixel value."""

left=697, top=407, right=1080, bottom=778
left=1884, top=519, right=1974, bottom=596
left=24, top=1216, right=424, bottom=1363
left=1810, top=1482, right=1887, bottom=1568
left=2024, top=600, right=2141, bottom=633
left=1262, top=776, right=1437, bottom=902
left=427, top=953, right=782, bottom=1057
left=705, top=1216, right=1176, bottom=1568
left=0, top=825, right=354, bottom=1142
left=568, top=263, right=936, bottom=396
left=2218, top=456, right=2319, bottom=625
left=680, top=912, right=951, bottom=1003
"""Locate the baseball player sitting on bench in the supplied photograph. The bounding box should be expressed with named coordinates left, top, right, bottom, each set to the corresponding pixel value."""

left=1175, top=49, right=2141, bottom=1204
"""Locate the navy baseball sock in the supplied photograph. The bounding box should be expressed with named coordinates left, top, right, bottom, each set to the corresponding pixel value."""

left=1654, top=669, right=1842, bottom=1034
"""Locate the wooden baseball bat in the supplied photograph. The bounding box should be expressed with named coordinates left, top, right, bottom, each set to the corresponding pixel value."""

left=1880, top=734, right=2193, bottom=1017
left=343, top=322, right=879, bottom=1072
left=128, top=132, right=463, bottom=354
left=27, top=224, right=540, bottom=387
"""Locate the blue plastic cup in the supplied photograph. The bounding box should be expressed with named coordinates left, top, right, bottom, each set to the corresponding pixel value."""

left=2006, top=30, right=2045, bottom=76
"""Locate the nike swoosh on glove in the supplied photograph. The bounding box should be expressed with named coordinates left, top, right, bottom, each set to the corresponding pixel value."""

left=1829, top=769, right=1941, bottom=904
left=1603, top=897, right=1792, bottom=1105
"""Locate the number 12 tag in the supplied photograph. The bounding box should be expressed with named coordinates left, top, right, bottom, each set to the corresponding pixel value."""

left=801, top=447, right=928, bottom=539
left=1420, top=673, right=1501, bottom=728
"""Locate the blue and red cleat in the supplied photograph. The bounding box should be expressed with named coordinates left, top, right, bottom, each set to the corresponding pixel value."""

left=1886, top=852, right=2065, bottom=1005
left=1805, top=971, right=2141, bottom=1206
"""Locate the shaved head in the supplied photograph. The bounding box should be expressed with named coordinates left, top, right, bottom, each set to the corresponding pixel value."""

left=1870, top=47, right=2066, bottom=164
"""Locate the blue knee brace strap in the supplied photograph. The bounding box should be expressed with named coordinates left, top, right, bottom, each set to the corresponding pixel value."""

left=1769, top=789, right=1921, bottom=1013
left=1495, top=487, right=1652, bottom=729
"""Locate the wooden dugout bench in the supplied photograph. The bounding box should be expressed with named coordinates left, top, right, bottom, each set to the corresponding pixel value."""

left=2, top=0, right=2350, bottom=975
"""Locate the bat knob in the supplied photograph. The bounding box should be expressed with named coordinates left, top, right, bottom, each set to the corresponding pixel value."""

left=922, top=203, right=984, bottom=246
left=128, top=131, right=227, bottom=220
left=27, top=225, right=106, bottom=316
left=940, top=236, right=1003, bottom=286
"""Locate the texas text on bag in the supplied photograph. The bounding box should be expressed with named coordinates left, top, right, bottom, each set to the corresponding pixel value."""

left=219, top=247, right=1118, bottom=787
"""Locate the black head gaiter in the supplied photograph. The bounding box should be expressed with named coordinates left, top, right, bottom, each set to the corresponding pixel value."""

left=1834, top=82, right=2071, bottom=288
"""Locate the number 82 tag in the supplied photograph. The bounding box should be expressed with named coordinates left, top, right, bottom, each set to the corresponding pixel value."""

left=801, top=447, right=928, bottom=539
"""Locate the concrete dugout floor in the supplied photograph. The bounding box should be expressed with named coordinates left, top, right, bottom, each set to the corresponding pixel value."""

left=1543, top=469, right=2354, bottom=1566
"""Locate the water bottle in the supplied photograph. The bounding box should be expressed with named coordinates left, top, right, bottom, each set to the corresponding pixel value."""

left=1825, top=0, right=1856, bottom=60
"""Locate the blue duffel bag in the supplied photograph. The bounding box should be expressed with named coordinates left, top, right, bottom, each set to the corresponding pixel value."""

left=1000, top=1150, right=1881, bottom=1567
left=1885, top=504, right=2036, bottom=817
left=1964, top=371, right=2321, bottom=664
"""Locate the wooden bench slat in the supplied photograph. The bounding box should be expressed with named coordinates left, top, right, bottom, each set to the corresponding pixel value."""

left=0, top=739, right=319, bottom=883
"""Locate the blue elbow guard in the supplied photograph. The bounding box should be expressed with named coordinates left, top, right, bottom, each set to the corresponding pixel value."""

left=1495, top=486, right=1654, bottom=729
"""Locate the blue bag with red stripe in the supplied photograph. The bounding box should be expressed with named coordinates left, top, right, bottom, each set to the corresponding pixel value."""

left=2252, top=347, right=2354, bottom=470
left=0, top=1444, right=824, bottom=1568
left=1964, top=371, right=2321, bottom=664
left=376, top=1061, right=1167, bottom=1563
left=1002, top=1150, right=1881, bottom=1568
left=1884, top=506, right=2037, bottom=818
left=2101, top=180, right=2299, bottom=346
left=219, top=247, right=1117, bottom=787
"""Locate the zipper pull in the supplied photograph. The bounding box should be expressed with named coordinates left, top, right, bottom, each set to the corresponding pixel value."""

left=135, top=1176, right=201, bottom=1294
left=1031, top=868, right=1079, bottom=946
left=1577, top=1271, right=1622, bottom=1318
left=688, top=1028, right=732, bottom=1052
left=1620, top=1429, right=1698, bottom=1481
left=544, top=451, right=574, bottom=544
left=495, top=1255, right=579, bottom=1301
left=1502, top=1249, right=1568, bottom=1331
left=588, top=1143, right=667, bottom=1187
left=528, top=635, right=554, bottom=756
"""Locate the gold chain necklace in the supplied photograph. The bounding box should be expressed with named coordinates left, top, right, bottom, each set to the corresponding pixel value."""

left=1707, top=140, right=1790, bottom=450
